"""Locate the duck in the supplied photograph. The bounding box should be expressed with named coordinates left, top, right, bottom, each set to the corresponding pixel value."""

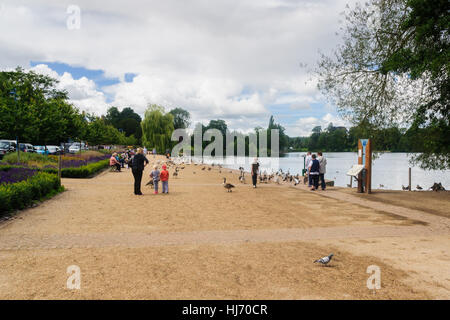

left=416, top=185, right=423, bottom=190
left=402, top=185, right=409, bottom=191
left=223, top=178, right=235, bottom=192
left=173, top=171, right=178, bottom=178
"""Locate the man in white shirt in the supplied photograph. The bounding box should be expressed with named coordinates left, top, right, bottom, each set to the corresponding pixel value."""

left=318, top=152, right=327, bottom=190
left=305, top=152, right=312, bottom=187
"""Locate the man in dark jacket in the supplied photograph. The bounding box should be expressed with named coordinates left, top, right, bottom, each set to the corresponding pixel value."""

left=132, top=147, right=149, bottom=195
left=308, top=154, right=320, bottom=191
left=251, top=158, right=259, bottom=188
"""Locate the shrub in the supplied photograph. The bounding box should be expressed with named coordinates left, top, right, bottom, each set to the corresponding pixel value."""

left=2, top=152, right=56, bottom=165
left=0, top=171, right=62, bottom=215
left=42, top=159, right=110, bottom=178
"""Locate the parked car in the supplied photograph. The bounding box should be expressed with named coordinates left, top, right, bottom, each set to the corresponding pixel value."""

left=69, top=142, right=87, bottom=153
left=19, top=143, right=35, bottom=153
left=46, top=145, right=62, bottom=155
left=69, top=144, right=80, bottom=153
left=0, top=140, right=17, bottom=159
left=34, top=146, right=49, bottom=155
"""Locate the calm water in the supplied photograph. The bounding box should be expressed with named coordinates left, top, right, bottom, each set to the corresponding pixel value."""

left=192, top=152, right=450, bottom=191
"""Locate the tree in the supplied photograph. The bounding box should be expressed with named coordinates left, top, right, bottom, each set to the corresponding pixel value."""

left=267, top=115, right=288, bottom=154
left=206, top=120, right=228, bottom=137
left=105, top=106, right=142, bottom=141
left=141, top=104, right=174, bottom=153
left=316, top=0, right=449, bottom=169
left=0, top=67, right=82, bottom=146
left=169, top=108, right=191, bottom=130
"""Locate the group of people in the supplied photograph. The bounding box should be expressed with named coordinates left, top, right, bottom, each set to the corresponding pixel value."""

left=110, top=147, right=170, bottom=196
left=109, top=149, right=137, bottom=172
left=248, top=152, right=327, bottom=191
left=306, top=151, right=327, bottom=191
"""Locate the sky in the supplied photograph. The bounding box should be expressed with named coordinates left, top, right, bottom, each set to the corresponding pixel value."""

left=0, top=0, right=357, bottom=136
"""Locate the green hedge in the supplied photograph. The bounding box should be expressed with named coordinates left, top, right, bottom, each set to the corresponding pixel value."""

left=0, top=159, right=110, bottom=179
left=0, top=172, right=62, bottom=214
left=61, top=159, right=110, bottom=178
left=40, top=159, right=110, bottom=178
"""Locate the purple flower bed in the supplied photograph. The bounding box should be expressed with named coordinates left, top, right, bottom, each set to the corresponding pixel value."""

left=0, top=167, right=38, bottom=185
left=60, top=155, right=110, bottom=168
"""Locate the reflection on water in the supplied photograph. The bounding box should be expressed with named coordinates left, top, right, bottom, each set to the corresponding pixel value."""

left=191, top=152, right=450, bottom=190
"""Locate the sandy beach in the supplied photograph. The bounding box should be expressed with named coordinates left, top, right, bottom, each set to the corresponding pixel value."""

left=0, top=155, right=449, bottom=299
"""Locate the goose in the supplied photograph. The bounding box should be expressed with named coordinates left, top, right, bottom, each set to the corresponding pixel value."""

left=416, top=185, right=423, bottom=190
left=293, top=177, right=300, bottom=186
left=173, top=171, right=178, bottom=178
left=202, top=167, right=206, bottom=171
left=303, top=176, right=308, bottom=185
left=208, top=167, right=212, bottom=171
left=402, top=185, right=409, bottom=191
left=239, top=172, right=246, bottom=184
left=223, top=178, right=235, bottom=192
left=146, top=180, right=154, bottom=187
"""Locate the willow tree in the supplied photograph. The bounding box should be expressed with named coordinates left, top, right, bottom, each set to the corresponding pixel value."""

left=316, top=0, right=449, bottom=170
left=141, top=104, right=174, bottom=153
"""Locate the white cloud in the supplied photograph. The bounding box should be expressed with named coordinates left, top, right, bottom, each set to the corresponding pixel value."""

left=30, top=64, right=109, bottom=115
left=286, top=113, right=350, bottom=136
left=0, top=0, right=359, bottom=131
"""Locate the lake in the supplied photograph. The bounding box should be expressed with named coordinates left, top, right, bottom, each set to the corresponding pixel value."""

left=192, top=152, right=450, bottom=191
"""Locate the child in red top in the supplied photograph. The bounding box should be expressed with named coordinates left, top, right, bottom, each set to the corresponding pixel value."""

left=160, top=165, right=169, bottom=194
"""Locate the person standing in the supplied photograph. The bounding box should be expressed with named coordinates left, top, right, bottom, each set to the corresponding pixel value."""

left=150, top=165, right=161, bottom=194
left=305, top=151, right=312, bottom=187
left=308, top=154, right=320, bottom=191
left=160, top=164, right=169, bottom=194
left=131, top=148, right=149, bottom=195
left=143, top=146, right=148, bottom=156
left=318, top=152, right=327, bottom=191
left=251, top=158, right=259, bottom=188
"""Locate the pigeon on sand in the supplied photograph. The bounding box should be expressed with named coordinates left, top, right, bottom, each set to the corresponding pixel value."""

left=314, top=254, right=334, bottom=265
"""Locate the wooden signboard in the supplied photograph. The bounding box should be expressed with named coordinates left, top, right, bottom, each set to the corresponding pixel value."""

left=357, top=139, right=372, bottom=194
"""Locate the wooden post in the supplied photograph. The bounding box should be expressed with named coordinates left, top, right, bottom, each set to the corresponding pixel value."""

left=357, top=140, right=363, bottom=193
left=58, top=153, right=62, bottom=183
left=365, top=139, right=372, bottom=194
left=408, top=167, right=411, bottom=191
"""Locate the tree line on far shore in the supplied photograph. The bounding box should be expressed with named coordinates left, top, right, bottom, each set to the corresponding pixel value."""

left=288, top=121, right=438, bottom=155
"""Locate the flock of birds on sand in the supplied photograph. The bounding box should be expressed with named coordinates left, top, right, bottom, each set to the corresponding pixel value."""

left=147, top=157, right=446, bottom=194
left=145, top=158, right=316, bottom=194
